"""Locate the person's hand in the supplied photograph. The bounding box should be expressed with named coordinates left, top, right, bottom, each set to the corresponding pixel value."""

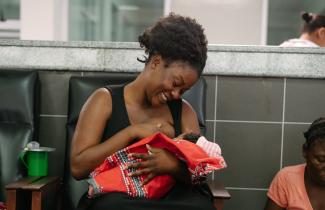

left=129, top=119, right=174, bottom=140
left=126, top=144, right=181, bottom=185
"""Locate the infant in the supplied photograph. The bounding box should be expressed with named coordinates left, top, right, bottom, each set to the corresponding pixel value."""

left=87, top=132, right=226, bottom=199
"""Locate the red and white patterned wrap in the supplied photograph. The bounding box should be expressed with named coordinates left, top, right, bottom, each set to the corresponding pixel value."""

left=88, top=133, right=226, bottom=199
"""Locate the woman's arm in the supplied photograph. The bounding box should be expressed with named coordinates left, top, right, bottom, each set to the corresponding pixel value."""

left=70, top=88, right=136, bottom=179
left=181, top=99, right=200, bottom=135
left=172, top=100, right=201, bottom=183
left=264, top=198, right=286, bottom=210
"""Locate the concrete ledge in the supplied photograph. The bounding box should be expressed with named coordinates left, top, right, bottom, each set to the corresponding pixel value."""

left=1, top=40, right=325, bottom=78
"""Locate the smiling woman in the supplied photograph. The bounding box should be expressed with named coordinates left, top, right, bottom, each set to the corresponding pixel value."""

left=143, top=60, right=199, bottom=107
left=70, top=13, right=212, bottom=210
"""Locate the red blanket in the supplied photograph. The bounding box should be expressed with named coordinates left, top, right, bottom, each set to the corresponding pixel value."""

left=88, top=133, right=226, bottom=199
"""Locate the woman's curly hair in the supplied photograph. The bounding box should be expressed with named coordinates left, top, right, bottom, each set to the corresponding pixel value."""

left=303, top=117, right=325, bottom=150
left=138, top=13, right=208, bottom=75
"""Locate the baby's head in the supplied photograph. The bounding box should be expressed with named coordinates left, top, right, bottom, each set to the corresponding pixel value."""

left=181, top=133, right=201, bottom=143
left=180, top=133, right=223, bottom=158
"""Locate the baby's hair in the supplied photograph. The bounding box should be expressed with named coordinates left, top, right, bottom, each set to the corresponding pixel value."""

left=303, top=117, right=325, bottom=149
left=301, top=11, right=325, bottom=33
left=182, top=133, right=201, bottom=143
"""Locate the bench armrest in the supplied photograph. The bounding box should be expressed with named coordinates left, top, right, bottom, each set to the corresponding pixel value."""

left=207, top=180, right=230, bottom=210
left=6, top=176, right=42, bottom=190
left=6, top=176, right=61, bottom=210
left=207, top=180, right=231, bottom=199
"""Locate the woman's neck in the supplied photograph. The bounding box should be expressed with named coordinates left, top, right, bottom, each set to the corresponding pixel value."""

left=305, top=166, right=324, bottom=188
left=124, top=72, right=150, bottom=108
left=300, top=33, right=320, bottom=46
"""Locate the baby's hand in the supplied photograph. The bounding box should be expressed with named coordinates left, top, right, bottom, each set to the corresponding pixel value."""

left=88, top=185, right=94, bottom=198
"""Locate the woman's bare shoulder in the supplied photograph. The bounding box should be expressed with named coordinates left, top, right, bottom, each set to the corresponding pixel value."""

left=181, top=99, right=199, bottom=133
left=89, top=87, right=111, bottom=103
left=181, top=99, right=197, bottom=117
left=80, top=87, right=112, bottom=118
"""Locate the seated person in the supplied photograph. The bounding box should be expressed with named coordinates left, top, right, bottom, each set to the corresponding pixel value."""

left=280, top=12, right=325, bottom=47
left=71, top=13, right=219, bottom=210
left=264, top=117, right=325, bottom=210
left=87, top=133, right=226, bottom=198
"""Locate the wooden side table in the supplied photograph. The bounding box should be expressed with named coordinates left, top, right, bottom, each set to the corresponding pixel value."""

left=6, top=176, right=61, bottom=210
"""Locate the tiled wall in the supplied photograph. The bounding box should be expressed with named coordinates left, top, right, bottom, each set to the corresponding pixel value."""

left=2, top=41, right=325, bottom=210
left=204, top=75, right=325, bottom=210
left=37, top=70, right=325, bottom=210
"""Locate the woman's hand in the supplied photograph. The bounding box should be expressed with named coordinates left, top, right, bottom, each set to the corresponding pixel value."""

left=126, top=144, right=181, bottom=185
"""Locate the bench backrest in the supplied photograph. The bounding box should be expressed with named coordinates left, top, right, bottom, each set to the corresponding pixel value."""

left=0, top=70, right=39, bottom=201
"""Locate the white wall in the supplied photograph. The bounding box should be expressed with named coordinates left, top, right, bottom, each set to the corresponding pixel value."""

left=20, top=0, right=67, bottom=40
left=170, top=0, right=264, bottom=45
left=19, top=0, right=266, bottom=43
left=54, top=0, right=68, bottom=41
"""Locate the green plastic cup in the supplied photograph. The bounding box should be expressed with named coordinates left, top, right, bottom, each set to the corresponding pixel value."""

left=20, top=142, right=55, bottom=177
left=26, top=151, right=48, bottom=176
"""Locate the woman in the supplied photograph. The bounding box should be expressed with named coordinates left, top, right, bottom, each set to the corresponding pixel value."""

left=70, top=13, right=215, bottom=210
left=280, top=12, right=325, bottom=47
left=264, top=118, right=325, bottom=210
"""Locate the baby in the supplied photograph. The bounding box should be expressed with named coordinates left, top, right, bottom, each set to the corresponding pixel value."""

left=87, top=132, right=226, bottom=199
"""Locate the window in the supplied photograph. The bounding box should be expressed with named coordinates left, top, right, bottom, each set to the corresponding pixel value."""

left=0, top=0, right=20, bottom=39
left=267, top=0, right=325, bottom=45
left=69, top=0, right=164, bottom=41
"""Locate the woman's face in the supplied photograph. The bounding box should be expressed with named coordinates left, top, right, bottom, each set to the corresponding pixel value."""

left=304, top=139, right=325, bottom=186
left=146, top=58, right=199, bottom=107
